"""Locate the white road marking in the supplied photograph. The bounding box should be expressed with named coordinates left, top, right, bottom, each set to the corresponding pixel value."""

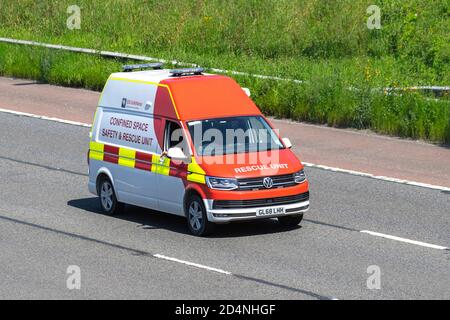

left=0, top=108, right=91, bottom=127
left=302, top=162, right=450, bottom=192
left=153, top=254, right=232, bottom=275
left=1, top=107, right=449, bottom=192
left=360, top=230, right=448, bottom=250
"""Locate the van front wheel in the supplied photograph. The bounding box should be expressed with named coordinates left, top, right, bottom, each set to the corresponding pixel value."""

left=186, top=195, right=214, bottom=236
left=278, top=214, right=303, bottom=227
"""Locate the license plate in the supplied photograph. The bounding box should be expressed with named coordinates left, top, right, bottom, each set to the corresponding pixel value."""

left=256, top=206, right=285, bottom=217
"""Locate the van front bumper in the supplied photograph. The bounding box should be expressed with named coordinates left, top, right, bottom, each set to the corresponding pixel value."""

left=204, top=192, right=309, bottom=223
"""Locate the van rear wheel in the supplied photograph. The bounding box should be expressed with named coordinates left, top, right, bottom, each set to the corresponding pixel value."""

left=278, top=214, right=303, bottom=227
left=98, top=176, right=123, bottom=216
left=186, top=195, right=214, bottom=236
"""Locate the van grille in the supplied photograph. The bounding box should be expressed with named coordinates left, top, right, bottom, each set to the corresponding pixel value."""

left=237, top=173, right=297, bottom=190
left=213, top=192, right=309, bottom=209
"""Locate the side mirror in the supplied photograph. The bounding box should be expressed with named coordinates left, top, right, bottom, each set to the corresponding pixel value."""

left=282, top=137, right=292, bottom=149
left=167, top=147, right=188, bottom=161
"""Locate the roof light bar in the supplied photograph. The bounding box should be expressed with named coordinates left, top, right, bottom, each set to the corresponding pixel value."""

left=122, top=62, right=163, bottom=72
left=170, top=68, right=204, bottom=77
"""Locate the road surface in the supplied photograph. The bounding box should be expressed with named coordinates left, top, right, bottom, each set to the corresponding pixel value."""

left=0, top=113, right=449, bottom=299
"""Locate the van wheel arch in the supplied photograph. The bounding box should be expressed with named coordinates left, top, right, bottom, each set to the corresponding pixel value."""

left=96, top=174, right=124, bottom=215
left=95, top=169, right=114, bottom=194
left=184, top=191, right=214, bottom=236
left=96, top=173, right=111, bottom=195
left=183, top=189, right=203, bottom=217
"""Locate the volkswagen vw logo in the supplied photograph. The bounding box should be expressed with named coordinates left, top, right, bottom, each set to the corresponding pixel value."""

left=263, top=177, right=273, bottom=189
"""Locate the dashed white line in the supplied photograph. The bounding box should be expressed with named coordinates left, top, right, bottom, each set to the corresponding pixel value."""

left=153, top=254, right=233, bottom=275
left=1, top=107, right=449, bottom=192
left=360, top=230, right=448, bottom=250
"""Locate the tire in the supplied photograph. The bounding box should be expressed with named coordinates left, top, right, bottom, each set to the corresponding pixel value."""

left=97, top=176, right=123, bottom=216
left=186, top=195, right=214, bottom=236
left=278, top=214, right=303, bottom=227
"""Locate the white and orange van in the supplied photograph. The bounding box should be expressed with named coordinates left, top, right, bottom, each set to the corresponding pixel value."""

left=88, top=63, right=309, bottom=236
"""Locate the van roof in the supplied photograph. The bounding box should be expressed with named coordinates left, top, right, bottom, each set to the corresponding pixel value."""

left=109, top=69, right=261, bottom=121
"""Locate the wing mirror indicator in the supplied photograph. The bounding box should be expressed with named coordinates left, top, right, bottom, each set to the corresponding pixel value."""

left=282, top=137, right=292, bottom=149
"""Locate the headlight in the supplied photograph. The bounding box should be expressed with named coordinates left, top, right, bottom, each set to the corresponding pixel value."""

left=293, top=169, right=306, bottom=183
left=206, top=176, right=238, bottom=190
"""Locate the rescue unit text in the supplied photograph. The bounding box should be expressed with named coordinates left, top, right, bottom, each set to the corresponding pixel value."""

left=234, top=163, right=288, bottom=173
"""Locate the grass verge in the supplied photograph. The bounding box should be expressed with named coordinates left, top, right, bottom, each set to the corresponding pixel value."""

left=0, top=0, right=448, bottom=143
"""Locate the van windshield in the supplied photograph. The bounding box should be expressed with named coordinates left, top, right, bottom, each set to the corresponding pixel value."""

left=187, top=116, right=285, bottom=156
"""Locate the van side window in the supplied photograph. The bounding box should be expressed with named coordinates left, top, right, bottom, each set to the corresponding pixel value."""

left=164, top=121, right=188, bottom=154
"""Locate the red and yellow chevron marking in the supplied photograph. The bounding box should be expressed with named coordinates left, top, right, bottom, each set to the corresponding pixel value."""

left=89, top=141, right=205, bottom=183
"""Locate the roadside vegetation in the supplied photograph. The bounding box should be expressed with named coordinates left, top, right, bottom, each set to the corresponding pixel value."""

left=0, top=0, right=448, bottom=143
